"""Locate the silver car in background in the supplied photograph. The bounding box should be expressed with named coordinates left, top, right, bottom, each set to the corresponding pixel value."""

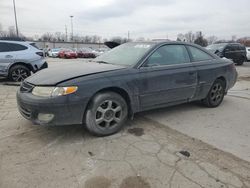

left=0, top=40, right=48, bottom=81
left=48, top=48, right=61, bottom=58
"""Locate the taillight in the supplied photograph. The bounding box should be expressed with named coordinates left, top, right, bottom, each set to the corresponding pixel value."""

left=36, top=52, right=44, bottom=57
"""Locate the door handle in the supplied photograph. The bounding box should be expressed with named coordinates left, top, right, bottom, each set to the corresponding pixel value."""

left=5, top=55, right=13, bottom=58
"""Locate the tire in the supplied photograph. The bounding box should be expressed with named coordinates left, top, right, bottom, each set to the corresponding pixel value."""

left=8, top=65, right=31, bottom=82
left=202, top=79, right=226, bottom=108
left=85, top=92, right=128, bottom=136
left=236, top=57, right=244, bottom=65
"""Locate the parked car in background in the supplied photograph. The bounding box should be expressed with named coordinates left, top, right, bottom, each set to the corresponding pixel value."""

left=58, top=49, right=77, bottom=58
left=17, top=42, right=237, bottom=136
left=93, top=48, right=109, bottom=56
left=246, top=47, right=250, bottom=61
left=206, top=43, right=246, bottom=65
left=48, top=48, right=61, bottom=58
left=0, top=40, right=48, bottom=81
left=77, top=48, right=96, bottom=58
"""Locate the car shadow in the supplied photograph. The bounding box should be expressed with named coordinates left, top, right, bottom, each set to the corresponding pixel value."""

left=25, top=102, right=203, bottom=142
left=0, top=77, right=21, bottom=86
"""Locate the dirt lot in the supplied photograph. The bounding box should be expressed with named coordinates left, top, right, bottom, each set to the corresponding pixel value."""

left=0, top=58, right=250, bottom=188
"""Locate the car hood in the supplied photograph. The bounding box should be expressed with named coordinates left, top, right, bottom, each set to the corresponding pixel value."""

left=26, top=61, right=125, bottom=85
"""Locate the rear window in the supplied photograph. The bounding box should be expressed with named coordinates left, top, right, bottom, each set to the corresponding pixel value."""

left=30, top=43, right=39, bottom=49
left=188, top=46, right=214, bottom=62
left=0, top=42, right=28, bottom=52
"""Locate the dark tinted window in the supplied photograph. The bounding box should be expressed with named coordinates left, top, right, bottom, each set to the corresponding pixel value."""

left=0, top=42, right=9, bottom=52
left=0, top=42, right=27, bottom=52
left=7, top=43, right=28, bottom=51
left=188, top=46, right=214, bottom=62
left=233, top=45, right=240, bottom=51
left=145, top=45, right=190, bottom=67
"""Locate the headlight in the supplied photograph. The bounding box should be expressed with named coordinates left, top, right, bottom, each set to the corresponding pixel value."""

left=32, top=86, right=78, bottom=97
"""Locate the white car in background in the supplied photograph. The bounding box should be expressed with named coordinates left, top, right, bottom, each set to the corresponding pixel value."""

left=48, top=48, right=61, bottom=58
left=246, top=47, right=250, bottom=61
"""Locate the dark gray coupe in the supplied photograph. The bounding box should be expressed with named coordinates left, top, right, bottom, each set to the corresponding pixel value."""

left=17, top=42, right=237, bottom=136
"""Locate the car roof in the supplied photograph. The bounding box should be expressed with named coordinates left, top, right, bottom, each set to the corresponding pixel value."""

left=126, top=41, right=206, bottom=49
left=0, top=40, right=32, bottom=45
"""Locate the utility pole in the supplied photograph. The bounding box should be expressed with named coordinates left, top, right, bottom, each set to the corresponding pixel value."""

left=65, top=25, right=68, bottom=42
left=70, top=15, right=74, bottom=41
left=13, top=0, right=19, bottom=37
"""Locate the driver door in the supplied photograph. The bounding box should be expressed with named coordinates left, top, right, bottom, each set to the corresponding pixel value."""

left=137, top=44, right=197, bottom=109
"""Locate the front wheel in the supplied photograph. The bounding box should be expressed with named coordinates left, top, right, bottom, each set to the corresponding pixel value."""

left=202, top=79, right=225, bottom=108
left=8, top=65, right=31, bottom=82
left=85, top=92, right=128, bottom=136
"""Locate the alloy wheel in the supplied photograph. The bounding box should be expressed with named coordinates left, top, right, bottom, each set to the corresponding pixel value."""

left=95, top=100, right=122, bottom=129
left=210, top=83, right=224, bottom=105
left=11, top=68, right=29, bottom=82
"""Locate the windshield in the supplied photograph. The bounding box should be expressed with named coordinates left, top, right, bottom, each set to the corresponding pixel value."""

left=95, top=43, right=154, bottom=66
left=206, top=43, right=226, bottom=51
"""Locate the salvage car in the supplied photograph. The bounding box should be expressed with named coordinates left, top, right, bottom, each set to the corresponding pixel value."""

left=17, top=42, right=237, bottom=136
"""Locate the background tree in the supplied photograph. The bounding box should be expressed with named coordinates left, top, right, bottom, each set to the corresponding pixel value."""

left=194, top=31, right=208, bottom=47
left=206, top=36, right=218, bottom=45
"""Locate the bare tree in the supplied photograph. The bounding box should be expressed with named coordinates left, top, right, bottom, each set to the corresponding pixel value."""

left=54, top=32, right=66, bottom=42
left=40, top=32, right=55, bottom=41
left=206, top=36, right=218, bottom=45
left=8, top=26, right=17, bottom=37
left=185, top=31, right=196, bottom=43
left=194, top=31, right=208, bottom=47
left=176, top=33, right=185, bottom=41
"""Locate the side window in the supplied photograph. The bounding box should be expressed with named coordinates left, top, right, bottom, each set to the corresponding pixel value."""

left=0, top=42, right=9, bottom=52
left=225, top=45, right=232, bottom=52
left=188, top=46, right=214, bottom=62
left=145, top=45, right=190, bottom=67
left=7, top=43, right=28, bottom=51
left=232, top=45, right=239, bottom=51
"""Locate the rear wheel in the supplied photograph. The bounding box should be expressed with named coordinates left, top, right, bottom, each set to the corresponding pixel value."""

left=85, top=92, right=128, bottom=136
left=202, top=79, right=225, bottom=108
left=8, top=65, right=31, bottom=82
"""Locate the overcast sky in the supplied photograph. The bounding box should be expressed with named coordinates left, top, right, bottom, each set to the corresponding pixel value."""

left=0, top=0, right=249, bottom=40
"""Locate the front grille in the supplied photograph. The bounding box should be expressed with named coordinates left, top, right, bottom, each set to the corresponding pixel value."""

left=19, top=105, right=32, bottom=119
left=20, top=81, right=34, bottom=93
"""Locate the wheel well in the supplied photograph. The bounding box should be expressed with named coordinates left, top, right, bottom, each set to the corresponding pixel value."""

left=84, top=87, right=133, bottom=123
left=216, top=76, right=227, bottom=88
left=9, top=62, right=33, bottom=73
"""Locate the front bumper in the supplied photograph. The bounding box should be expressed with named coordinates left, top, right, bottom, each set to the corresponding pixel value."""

left=16, top=89, right=88, bottom=126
